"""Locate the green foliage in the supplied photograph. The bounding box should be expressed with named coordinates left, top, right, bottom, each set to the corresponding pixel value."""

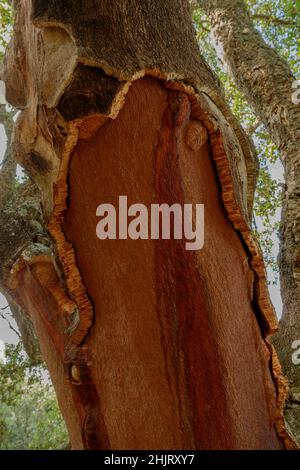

left=0, top=0, right=13, bottom=61
left=0, top=343, right=69, bottom=449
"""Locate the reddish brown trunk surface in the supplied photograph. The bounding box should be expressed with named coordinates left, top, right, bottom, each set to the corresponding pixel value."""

left=58, top=78, right=280, bottom=449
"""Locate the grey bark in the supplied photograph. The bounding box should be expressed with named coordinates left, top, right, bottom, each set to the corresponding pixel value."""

left=8, top=296, right=42, bottom=364
left=0, top=104, right=42, bottom=364
left=197, top=0, right=300, bottom=444
left=0, top=104, right=15, bottom=206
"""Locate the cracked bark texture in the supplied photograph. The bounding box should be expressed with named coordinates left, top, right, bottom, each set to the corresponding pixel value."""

left=197, top=0, right=300, bottom=444
left=1, top=0, right=296, bottom=449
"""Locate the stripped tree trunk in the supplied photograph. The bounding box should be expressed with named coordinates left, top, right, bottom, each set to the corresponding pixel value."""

left=0, top=0, right=296, bottom=449
left=197, top=0, right=300, bottom=444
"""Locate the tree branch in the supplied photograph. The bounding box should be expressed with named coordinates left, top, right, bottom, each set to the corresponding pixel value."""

left=246, top=119, right=261, bottom=136
left=251, top=13, right=296, bottom=27
left=0, top=103, right=17, bottom=205
left=194, top=1, right=296, bottom=28
left=0, top=309, right=21, bottom=339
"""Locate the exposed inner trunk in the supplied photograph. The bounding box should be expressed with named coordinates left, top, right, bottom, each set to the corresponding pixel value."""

left=58, top=78, right=281, bottom=449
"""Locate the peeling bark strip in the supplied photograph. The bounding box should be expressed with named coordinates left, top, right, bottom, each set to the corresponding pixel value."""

left=2, top=0, right=296, bottom=449
left=197, top=0, right=300, bottom=445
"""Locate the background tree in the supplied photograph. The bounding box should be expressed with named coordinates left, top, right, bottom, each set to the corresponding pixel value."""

left=0, top=343, right=68, bottom=449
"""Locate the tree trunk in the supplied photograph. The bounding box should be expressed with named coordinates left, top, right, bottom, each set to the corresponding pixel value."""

left=7, top=296, right=42, bottom=364
left=0, top=102, right=42, bottom=364
left=197, top=0, right=300, bottom=445
left=0, top=0, right=296, bottom=449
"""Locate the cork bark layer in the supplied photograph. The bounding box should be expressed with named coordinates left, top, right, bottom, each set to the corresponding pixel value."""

left=197, top=0, right=300, bottom=445
left=1, top=0, right=296, bottom=449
